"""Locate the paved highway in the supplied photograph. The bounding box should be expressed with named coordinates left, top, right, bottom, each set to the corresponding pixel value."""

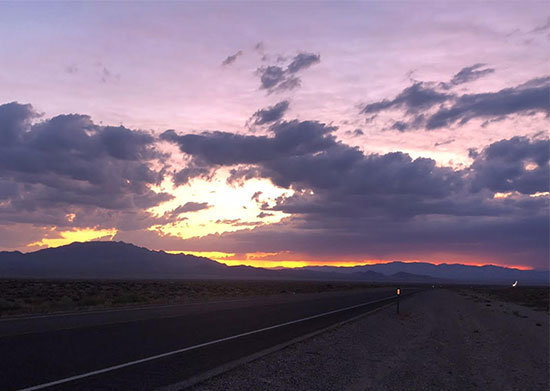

left=0, top=286, right=418, bottom=391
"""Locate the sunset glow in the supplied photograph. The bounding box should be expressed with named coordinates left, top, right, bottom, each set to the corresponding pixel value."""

left=165, top=250, right=535, bottom=271
left=0, top=1, right=548, bottom=270
left=28, top=228, right=117, bottom=249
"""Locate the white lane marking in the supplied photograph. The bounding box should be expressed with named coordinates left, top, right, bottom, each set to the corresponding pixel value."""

left=15, top=294, right=398, bottom=391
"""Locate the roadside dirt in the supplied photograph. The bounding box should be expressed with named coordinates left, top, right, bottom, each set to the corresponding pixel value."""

left=191, top=289, right=549, bottom=391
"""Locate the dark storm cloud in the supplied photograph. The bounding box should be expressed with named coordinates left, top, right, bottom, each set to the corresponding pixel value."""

left=164, top=120, right=549, bottom=268
left=257, top=52, right=320, bottom=93
left=222, top=50, right=243, bottom=66
left=250, top=101, right=290, bottom=125
left=362, top=74, right=550, bottom=130
left=469, top=137, right=550, bottom=194
left=178, top=205, right=549, bottom=268
left=0, top=102, right=171, bottom=228
left=160, top=120, right=336, bottom=171
left=163, top=119, right=462, bottom=208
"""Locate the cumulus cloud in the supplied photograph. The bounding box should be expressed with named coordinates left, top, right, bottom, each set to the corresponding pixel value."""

left=469, top=136, right=549, bottom=194
left=250, top=100, right=290, bottom=125
left=163, top=119, right=549, bottom=268
left=362, top=73, right=550, bottom=130
left=257, top=52, right=320, bottom=93
left=160, top=120, right=336, bottom=177
left=1, top=97, right=547, bottom=268
left=0, top=102, right=171, bottom=229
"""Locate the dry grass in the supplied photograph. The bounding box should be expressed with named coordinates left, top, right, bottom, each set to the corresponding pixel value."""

left=0, top=279, right=379, bottom=317
left=469, top=286, right=549, bottom=312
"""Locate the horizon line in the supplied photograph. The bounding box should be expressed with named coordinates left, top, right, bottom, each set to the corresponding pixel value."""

left=5, top=240, right=542, bottom=272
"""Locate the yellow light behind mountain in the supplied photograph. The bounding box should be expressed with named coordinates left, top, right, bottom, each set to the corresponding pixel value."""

left=28, top=228, right=117, bottom=249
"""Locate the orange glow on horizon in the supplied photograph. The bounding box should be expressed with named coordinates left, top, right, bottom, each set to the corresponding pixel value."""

left=165, top=251, right=534, bottom=271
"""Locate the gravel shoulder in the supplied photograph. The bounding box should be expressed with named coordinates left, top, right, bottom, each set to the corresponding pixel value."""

left=190, top=289, right=549, bottom=391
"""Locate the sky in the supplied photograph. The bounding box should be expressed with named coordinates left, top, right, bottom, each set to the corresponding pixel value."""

left=0, top=1, right=548, bottom=270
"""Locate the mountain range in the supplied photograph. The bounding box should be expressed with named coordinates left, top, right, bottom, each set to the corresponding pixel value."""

left=0, top=241, right=547, bottom=285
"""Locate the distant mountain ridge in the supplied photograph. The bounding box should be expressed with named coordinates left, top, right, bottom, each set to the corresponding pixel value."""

left=0, top=241, right=547, bottom=285
left=302, top=262, right=549, bottom=285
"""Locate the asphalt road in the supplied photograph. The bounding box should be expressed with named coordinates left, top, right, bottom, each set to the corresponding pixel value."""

left=0, top=286, right=418, bottom=391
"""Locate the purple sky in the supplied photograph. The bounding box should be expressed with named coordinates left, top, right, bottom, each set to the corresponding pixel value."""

left=0, top=1, right=548, bottom=269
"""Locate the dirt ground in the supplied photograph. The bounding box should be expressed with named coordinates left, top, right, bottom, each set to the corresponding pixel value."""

left=191, top=288, right=549, bottom=391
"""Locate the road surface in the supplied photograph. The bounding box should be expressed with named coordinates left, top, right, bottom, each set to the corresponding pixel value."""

left=0, top=286, right=418, bottom=391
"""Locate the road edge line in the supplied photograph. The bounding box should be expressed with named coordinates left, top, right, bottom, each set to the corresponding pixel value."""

left=156, top=292, right=419, bottom=391
left=14, top=294, right=406, bottom=391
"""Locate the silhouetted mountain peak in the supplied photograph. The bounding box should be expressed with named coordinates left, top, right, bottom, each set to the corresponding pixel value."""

left=0, top=241, right=548, bottom=284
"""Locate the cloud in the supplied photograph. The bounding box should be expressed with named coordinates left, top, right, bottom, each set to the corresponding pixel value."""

left=434, top=139, right=455, bottom=147
left=257, top=66, right=287, bottom=90
left=250, top=101, right=290, bottom=125
left=215, top=218, right=262, bottom=227
left=222, top=50, right=243, bottom=66
left=97, top=63, right=120, bottom=83
left=286, top=52, right=320, bottom=73
left=362, top=82, right=450, bottom=115
left=1, top=97, right=547, bottom=268
left=171, top=202, right=211, bottom=214
left=530, top=17, right=550, bottom=33
left=257, top=52, right=320, bottom=93
left=469, top=137, right=550, bottom=194
left=254, top=42, right=265, bottom=52
left=163, top=120, right=549, bottom=268
left=446, top=63, right=495, bottom=87
left=345, top=128, right=364, bottom=137
left=0, top=102, right=171, bottom=229
left=251, top=191, right=263, bottom=202
left=362, top=74, right=550, bottom=130
left=257, top=212, right=274, bottom=218
left=160, top=120, right=336, bottom=178
left=426, top=77, right=550, bottom=129
left=65, top=64, right=78, bottom=74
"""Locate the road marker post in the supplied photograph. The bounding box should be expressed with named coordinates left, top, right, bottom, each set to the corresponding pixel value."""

left=396, top=287, right=401, bottom=314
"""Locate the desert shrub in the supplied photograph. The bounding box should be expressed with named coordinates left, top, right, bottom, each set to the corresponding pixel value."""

left=0, top=298, right=20, bottom=312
